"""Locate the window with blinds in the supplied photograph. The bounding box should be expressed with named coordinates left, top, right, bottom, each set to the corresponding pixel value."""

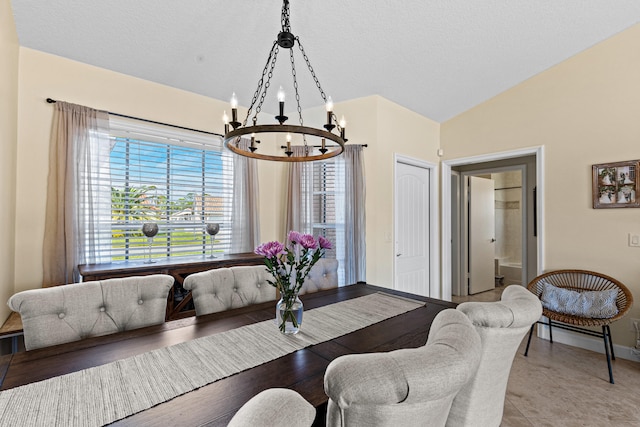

left=93, top=116, right=234, bottom=262
left=307, top=159, right=345, bottom=284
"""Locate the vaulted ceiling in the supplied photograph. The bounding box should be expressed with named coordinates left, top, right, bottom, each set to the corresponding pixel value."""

left=11, top=0, right=640, bottom=122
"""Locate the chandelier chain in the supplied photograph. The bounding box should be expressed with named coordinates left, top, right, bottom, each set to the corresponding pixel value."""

left=289, top=48, right=308, bottom=146
left=244, top=42, right=279, bottom=126
left=296, top=37, right=343, bottom=133
left=281, top=0, right=291, bottom=33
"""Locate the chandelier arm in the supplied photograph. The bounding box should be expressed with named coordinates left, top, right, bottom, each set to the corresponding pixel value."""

left=243, top=41, right=279, bottom=126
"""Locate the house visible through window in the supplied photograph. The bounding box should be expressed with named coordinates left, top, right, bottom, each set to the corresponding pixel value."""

left=87, top=116, right=234, bottom=262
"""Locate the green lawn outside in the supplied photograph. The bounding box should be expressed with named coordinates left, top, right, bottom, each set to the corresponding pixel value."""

left=111, top=231, right=222, bottom=261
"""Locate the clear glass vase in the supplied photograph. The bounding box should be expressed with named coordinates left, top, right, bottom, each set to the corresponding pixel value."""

left=276, top=294, right=303, bottom=335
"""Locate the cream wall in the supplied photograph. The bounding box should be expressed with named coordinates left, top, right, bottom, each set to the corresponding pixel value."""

left=371, top=97, right=440, bottom=287
left=442, top=24, right=640, bottom=347
left=0, top=0, right=19, bottom=321
left=15, top=48, right=280, bottom=293
left=13, top=45, right=439, bottom=296
left=303, top=95, right=440, bottom=287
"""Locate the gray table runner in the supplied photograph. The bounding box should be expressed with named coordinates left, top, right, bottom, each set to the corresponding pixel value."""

left=0, top=292, right=424, bottom=426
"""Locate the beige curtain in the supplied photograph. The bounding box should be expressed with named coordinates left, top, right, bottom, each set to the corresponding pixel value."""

left=230, top=138, right=261, bottom=253
left=342, top=145, right=366, bottom=283
left=284, top=146, right=314, bottom=240
left=43, top=102, right=110, bottom=286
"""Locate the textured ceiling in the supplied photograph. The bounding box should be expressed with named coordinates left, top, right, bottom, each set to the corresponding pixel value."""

left=10, top=0, right=640, bottom=122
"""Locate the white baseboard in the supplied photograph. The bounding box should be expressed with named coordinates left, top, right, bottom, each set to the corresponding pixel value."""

left=536, top=323, right=640, bottom=362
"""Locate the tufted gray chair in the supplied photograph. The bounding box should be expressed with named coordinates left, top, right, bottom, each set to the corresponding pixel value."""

left=228, top=388, right=316, bottom=427
left=447, top=285, right=543, bottom=427
left=323, top=308, right=482, bottom=427
left=7, top=274, right=173, bottom=350
left=228, top=309, right=482, bottom=427
left=183, top=266, right=277, bottom=316
left=298, top=258, right=339, bottom=295
left=184, top=260, right=339, bottom=316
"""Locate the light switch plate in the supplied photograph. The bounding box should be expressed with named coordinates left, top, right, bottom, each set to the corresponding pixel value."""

left=629, top=234, right=640, bottom=247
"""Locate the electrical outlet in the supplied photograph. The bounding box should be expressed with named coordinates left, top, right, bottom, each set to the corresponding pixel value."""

left=630, top=318, right=640, bottom=332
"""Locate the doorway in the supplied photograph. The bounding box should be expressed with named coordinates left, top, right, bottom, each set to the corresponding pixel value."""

left=394, top=155, right=438, bottom=297
left=460, top=167, right=526, bottom=296
left=441, top=147, right=543, bottom=301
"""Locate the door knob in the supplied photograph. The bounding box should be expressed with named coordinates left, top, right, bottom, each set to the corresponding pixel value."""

left=396, top=253, right=402, bottom=257
left=490, top=238, right=496, bottom=243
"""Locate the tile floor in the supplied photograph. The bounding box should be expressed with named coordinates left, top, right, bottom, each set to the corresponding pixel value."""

left=453, top=285, right=640, bottom=427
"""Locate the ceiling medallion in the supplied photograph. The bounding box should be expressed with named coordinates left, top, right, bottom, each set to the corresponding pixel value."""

left=222, top=0, right=347, bottom=162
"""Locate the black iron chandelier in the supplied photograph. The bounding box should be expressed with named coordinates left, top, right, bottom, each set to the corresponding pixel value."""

left=222, top=0, right=347, bottom=162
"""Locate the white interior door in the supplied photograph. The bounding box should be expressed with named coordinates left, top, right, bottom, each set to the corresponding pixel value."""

left=468, top=176, right=495, bottom=294
left=395, top=162, right=430, bottom=296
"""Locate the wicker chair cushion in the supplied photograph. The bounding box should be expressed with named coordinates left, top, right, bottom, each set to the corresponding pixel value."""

left=540, top=282, right=618, bottom=318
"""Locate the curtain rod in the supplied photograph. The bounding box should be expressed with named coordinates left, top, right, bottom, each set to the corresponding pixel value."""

left=46, top=98, right=224, bottom=138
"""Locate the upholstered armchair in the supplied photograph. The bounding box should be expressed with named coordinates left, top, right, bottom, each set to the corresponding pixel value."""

left=447, top=285, right=543, bottom=427
left=298, top=258, right=339, bottom=294
left=227, top=388, right=316, bottom=427
left=184, top=260, right=339, bottom=316
left=183, top=266, right=277, bottom=315
left=324, top=309, right=482, bottom=427
left=7, top=274, right=173, bottom=350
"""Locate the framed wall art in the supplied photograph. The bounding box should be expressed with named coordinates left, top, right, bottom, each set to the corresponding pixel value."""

left=592, top=160, right=640, bottom=208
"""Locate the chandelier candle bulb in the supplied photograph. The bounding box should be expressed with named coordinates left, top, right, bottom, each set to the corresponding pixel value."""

left=325, top=96, right=333, bottom=124
left=285, top=133, right=293, bottom=156
left=339, top=116, right=347, bottom=140
left=230, top=92, right=240, bottom=129
left=276, top=86, right=288, bottom=124
left=323, top=96, right=336, bottom=132
left=222, top=111, right=229, bottom=134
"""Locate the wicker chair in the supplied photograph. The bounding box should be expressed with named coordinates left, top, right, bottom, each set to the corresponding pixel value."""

left=524, top=269, right=634, bottom=384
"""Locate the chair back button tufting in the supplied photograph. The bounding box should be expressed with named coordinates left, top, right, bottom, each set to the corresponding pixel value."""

left=58, top=313, right=65, bottom=319
left=99, top=306, right=106, bottom=312
left=138, top=299, right=144, bottom=305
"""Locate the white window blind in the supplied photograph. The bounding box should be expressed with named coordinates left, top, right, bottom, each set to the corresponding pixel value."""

left=306, top=159, right=346, bottom=285
left=88, top=116, right=234, bottom=262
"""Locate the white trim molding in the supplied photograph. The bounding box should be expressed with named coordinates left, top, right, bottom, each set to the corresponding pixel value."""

left=536, top=324, right=640, bottom=362
left=440, top=146, right=545, bottom=301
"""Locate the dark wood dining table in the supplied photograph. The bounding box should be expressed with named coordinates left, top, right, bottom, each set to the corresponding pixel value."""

left=0, top=283, right=456, bottom=426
